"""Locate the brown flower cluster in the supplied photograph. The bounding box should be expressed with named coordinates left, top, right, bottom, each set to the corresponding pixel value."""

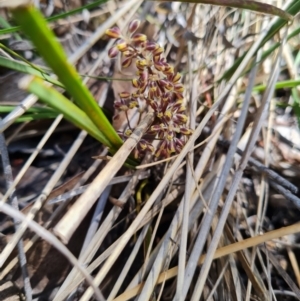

left=106, top=20, right=192, bottom=159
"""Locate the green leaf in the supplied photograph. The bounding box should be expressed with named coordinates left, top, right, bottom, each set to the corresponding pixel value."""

left=253, top=79, right=300, bottom=93
left=292, top=88, right=300, bottom=128
left=19, top=76, right=114, bottom=148
left=0, top=56, right=64, bottom=87
left=0, top=105, right=57, bottom=114
left=11, top=5, right=123, bottom=148
left=152, top=0, right=292, bottom=21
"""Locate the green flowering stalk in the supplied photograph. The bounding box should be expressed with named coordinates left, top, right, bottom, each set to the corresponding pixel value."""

left=106, top=20, right=192, bottom=159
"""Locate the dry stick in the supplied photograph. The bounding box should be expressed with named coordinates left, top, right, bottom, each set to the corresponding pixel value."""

left=126, top=157, right=222, bottom=293
left=107, top=222, right=152, bottom=301
left=0, top=202, right=105, bottom=301
left=0, top=132, right=32, bottom=301
left=218, top=138, right=298, bottom=194
left=137, top=83, right=235, bottom=301
left=264, top=249, right=300, bottom=299
left=54, top=112, right=155, bottom=243
left=176, top=41, right=196, bottom=297
left=54, top=161, right=172, bottom=301
left=57, top=161, right=220, bottom=300
left=134, top=142, right=225, bottom=300
left=269, top=180, right=300, bottom=208
left=0, top=94, right=38, bottom=132
left=0, top=129, right=89, bottom=269
left=189, top=55, right=260, bottom=301
left=78, top=80, right=232, bottom=301
left=113, top=223, right=300, bottom=301
left=224, top=223, right=267, bottom=299
left=190, top=27, right=287, bottom=301
left=47, top=173, right=149, bottom=205
left=175, top=12, right=288, bottom=301
left=137, top=43, right=247, bottom=301
left=54, top=168, right=151, bottom=301
left=1, top=116, right=64, bottom=204
left=107, top=163, right=171, bottom=301
left=235, top=147, right=298, bottom=194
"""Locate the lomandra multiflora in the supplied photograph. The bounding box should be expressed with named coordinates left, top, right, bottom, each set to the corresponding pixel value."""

left=106, top=20, right=192, bottom=159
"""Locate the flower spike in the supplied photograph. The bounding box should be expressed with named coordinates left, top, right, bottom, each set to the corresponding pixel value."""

left=106, top=20, right=192, bottom=159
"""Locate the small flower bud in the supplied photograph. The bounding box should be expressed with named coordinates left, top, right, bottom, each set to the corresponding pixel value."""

left=123, top=50, right=134, bottom=57
left=154, top=61, right=165, bottom=71
left=133, top=148, right=140, bottom=159
left=167, top=140, right=176, bottom=154
left=176, top=105, right=186, bottom=113
left=148, top=99, right=158, bottom=111
left=129, top=100, right=139, bottom=108
left=164, top=64, right=174, bottom=74
left=172, top=73, right=181, bottom=83
left=128, top=19, right=141, bottom=34
left=180, top=127, right=192, bottom=135
left=172, top=99, right=184, bottom=109
left=175, top=92, right=184, bottom=100
left=153, top=55, right=161, bottom=62
left=125, top=129, right=133, bottom=136
left=166, top=130, right=174, bottom=141
left=159, top=79, right=173, bottom=91
left=136, top=59, right=148, bottom=69
left=108, top=46, right=119, bottom=58
left=174, top=113, right=188, bottom=124
left=122, top=57, right=132, bottom=68
left=155, top=140, right=167, bottom=158
left=116, top=41, right=128, bottom=52
left=145, top=41, right=157, bottom=51
left=153, top=46, right=164, bottom=56
left=174, top=138, right=185, bottom=152
left=139, top=140, right=148, bottom=151
left=119, top=91, right=130, bottom=99
left=132, top=78, right=140, bottom=88
left=105, top=27, right=121, bottom=39
left=174, top=83, right=184, bottom=92
left=162, top=93, right=171, bottom=103
left=148, top=90, right=155, bottom=99
left=150, top=124, right=162, bottom=132
left=147, top=144, right=155, bottom=153
left=140, top=70, right=148, bottom=82
left=157, top=111, right=163, bottom=119
left=114, top=101, right=129, bottom=111
left=131, top=33, right=147, bottom=43
left=164, top=110, right=173, bottom=122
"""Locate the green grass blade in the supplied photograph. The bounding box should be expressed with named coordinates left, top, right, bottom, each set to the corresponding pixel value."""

left=152, top=0, right=292, bottom=20
left=0, top=105, right=57, bottom=114
left=221, top=0, right=300, bottom=81
left=0, top=42, right=47, bottom=74
left=252, top=79, right=300, bottom=92
left=11, top=5, right=123, bottom=148
left=292, top=88, right=300, bottom=127
left=13, top=113, right=58, bottom=122
left=0, top=56, right=64, bottom=88
left=19, top=76, right=114, bottom=148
